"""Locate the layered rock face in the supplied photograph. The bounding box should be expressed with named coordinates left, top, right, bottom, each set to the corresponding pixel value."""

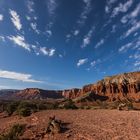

left=62, top=88, right=80, bottom=99
left=15, top=88, right=63, bottom=100
left=0, top=72, right=140, bottom=101
left=62, top=72, right=140, bottom=101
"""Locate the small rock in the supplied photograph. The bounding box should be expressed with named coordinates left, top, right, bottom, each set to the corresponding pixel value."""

left=66, top=133, right=71, bottom=138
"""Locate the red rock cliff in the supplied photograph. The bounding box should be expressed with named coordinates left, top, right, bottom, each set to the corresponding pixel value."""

left=62, top=72, right=140, bottom=101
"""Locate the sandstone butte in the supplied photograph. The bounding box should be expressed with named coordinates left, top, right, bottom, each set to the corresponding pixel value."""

left=15, top=71, right=140, bottom=102
left=62, top=71, right=140, bottom=101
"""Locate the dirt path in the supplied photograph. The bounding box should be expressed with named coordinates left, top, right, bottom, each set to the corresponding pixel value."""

left=1, top=110, right=140, bottom=140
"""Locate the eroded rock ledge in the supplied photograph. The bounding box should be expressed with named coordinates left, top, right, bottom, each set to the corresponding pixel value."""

left=62, top=72, right=140, bottom=101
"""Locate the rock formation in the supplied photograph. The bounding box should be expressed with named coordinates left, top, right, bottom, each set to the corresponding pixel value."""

left=0, top=71, right=140, bottom=102
left=62, top=72, right=140, bottom=102
left=15, top=88, right=63, bottom=100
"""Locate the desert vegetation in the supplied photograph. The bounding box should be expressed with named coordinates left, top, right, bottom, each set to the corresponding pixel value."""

left=0, top=124, right=25, bottom=140
left=0, top=97, right=138, bottom=118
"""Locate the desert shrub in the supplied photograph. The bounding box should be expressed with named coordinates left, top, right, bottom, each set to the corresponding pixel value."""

left=44, top=102, right=59, bottom=110
left=95, top=100, right=108, bottom=109
left=16, top=101, right=37, bottom=117
left=0, top=124, right=25, bottom=140
left=83, top=106, right=91, bottom=109
left=110, top=101, right=120, bottom=109
left=17, top=107, right=32, bottom=117
left=63, top=99, right=78, bottom=109
left=121, top=99, right=134, bottom=110
left=36, top=102, right=47, bottom=110
left=18, top=101, right=37, bottom=111
left=6, top=101, right=19, bottom=116
left=17, top=101, right=38, bottom=116
left=126, top=102, right=133, bottom=110
left=99, top=101, right=108, bottom=109
left=96, top=100, right=102, bottom=105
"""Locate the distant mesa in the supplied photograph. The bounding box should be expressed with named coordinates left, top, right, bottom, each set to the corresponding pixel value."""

left=0, top=71, right=140, bottom=102
left=15, top=88, right=63, bottom=100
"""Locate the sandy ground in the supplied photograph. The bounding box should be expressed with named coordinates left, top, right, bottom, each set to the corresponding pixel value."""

left=0, top=110, right=140, bottom=140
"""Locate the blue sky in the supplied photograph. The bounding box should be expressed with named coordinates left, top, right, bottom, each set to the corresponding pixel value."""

left=0, top=0, right=140, bottom=90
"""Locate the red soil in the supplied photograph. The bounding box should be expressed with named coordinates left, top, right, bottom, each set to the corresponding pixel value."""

left=0, top=110, right=140, bottom=140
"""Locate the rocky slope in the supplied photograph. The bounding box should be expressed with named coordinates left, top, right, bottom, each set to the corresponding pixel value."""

left=62, top=71, right=140, bottom=102
left=0, top=88, right=63, bottom=100
left=15, top=88, right=63, bottom=100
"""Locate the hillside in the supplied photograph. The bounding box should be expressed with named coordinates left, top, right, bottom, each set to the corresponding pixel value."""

left=0, top=71, right=140, bottom=101
left=62, top=71, right=140, bottom=102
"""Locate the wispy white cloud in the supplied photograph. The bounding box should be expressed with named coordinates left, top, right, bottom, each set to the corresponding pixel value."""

left=7, top=34, right=57, bottom=57
left=0, top=14, right=3, bottom=21
left=81, top=26, right=94, bottom=48
left=90, top=61, right=96, bottom=67
left=105, top=0, right=118, bottom=13
left=0, top=36, right=5, bottom=42
left=68, top=0, right=92, bottom=40
left=27, top=0, right=35, bottom=13
left=45, top=0, right=57, bottom=39
left=65, top=34, right=71, bottom=42
left=59, top=54, right=63, bottom=58
left=46, top=30, right=52, bottom=38
left=26, top=16, right=31, bottom=21
left=111, top=0, right=133, bottom=18
left=8, top=35, right=30, bottom=51
left=49, top=48, right=55, bottom=56
left=77, top=58, right=88, bottom=67
left=33, top=16, right=37, bottom=20
left=128, top=45, right=140, bottom=70
left=0, top=85, right=12, bottom=89
left=46, top=30, right=52, bottom=36
left=123, top=21, right=140, bottom=38
left=118, top=42, right=133, bottom=52
left=40, top=47, right=55, bottom=56
left=74, top=30, right=79, bottom=36
left=90, top=59, right=101, bottom=67
left=119, top=37, right=140, bottom=52
left=0, top=70, right=42, bottom=83
left=9, top=9, right=22, bottom=30
left=47, top=0, right=57, bottom=16
left=77, top=0, right=92, bottom=26
left=95, top=39, right=105, bottom=48
left=30, top=22, right=40, bottom=34
left=134, top=61, right=140, bottom=67
left=111, top=25, right=117, bottom=33
left=121, top=3, right=140, bottom=24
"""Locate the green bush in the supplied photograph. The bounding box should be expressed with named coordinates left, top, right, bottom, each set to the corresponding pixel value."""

left=6, top=102, right=19, bottom=116
left=17, top=107, right=32, bottom=117
left=63, top=100, right=78, bottom=109
left=126, top=102, right=134, bottom=110
left=16, top=101, right=37, bottom=117
left=0, top=124, right=25, bottom=140
left=18, top=101, right=37, bottom=111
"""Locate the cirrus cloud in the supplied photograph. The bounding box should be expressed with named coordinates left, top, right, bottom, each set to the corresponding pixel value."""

left=40, top=47, right=55, bottom=57
left=95, top=39, right=105, bottom=49
left=77, top=58, right=88, bottom=67
left=0, top=70, right=42, bottom=83
left=111, top=0, right=133, bottom=18
left=0, top=14, right=3, bottom=21
left=9, top=9, right=22, bottom=30
left=8, top=35, right=30, bottom=51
